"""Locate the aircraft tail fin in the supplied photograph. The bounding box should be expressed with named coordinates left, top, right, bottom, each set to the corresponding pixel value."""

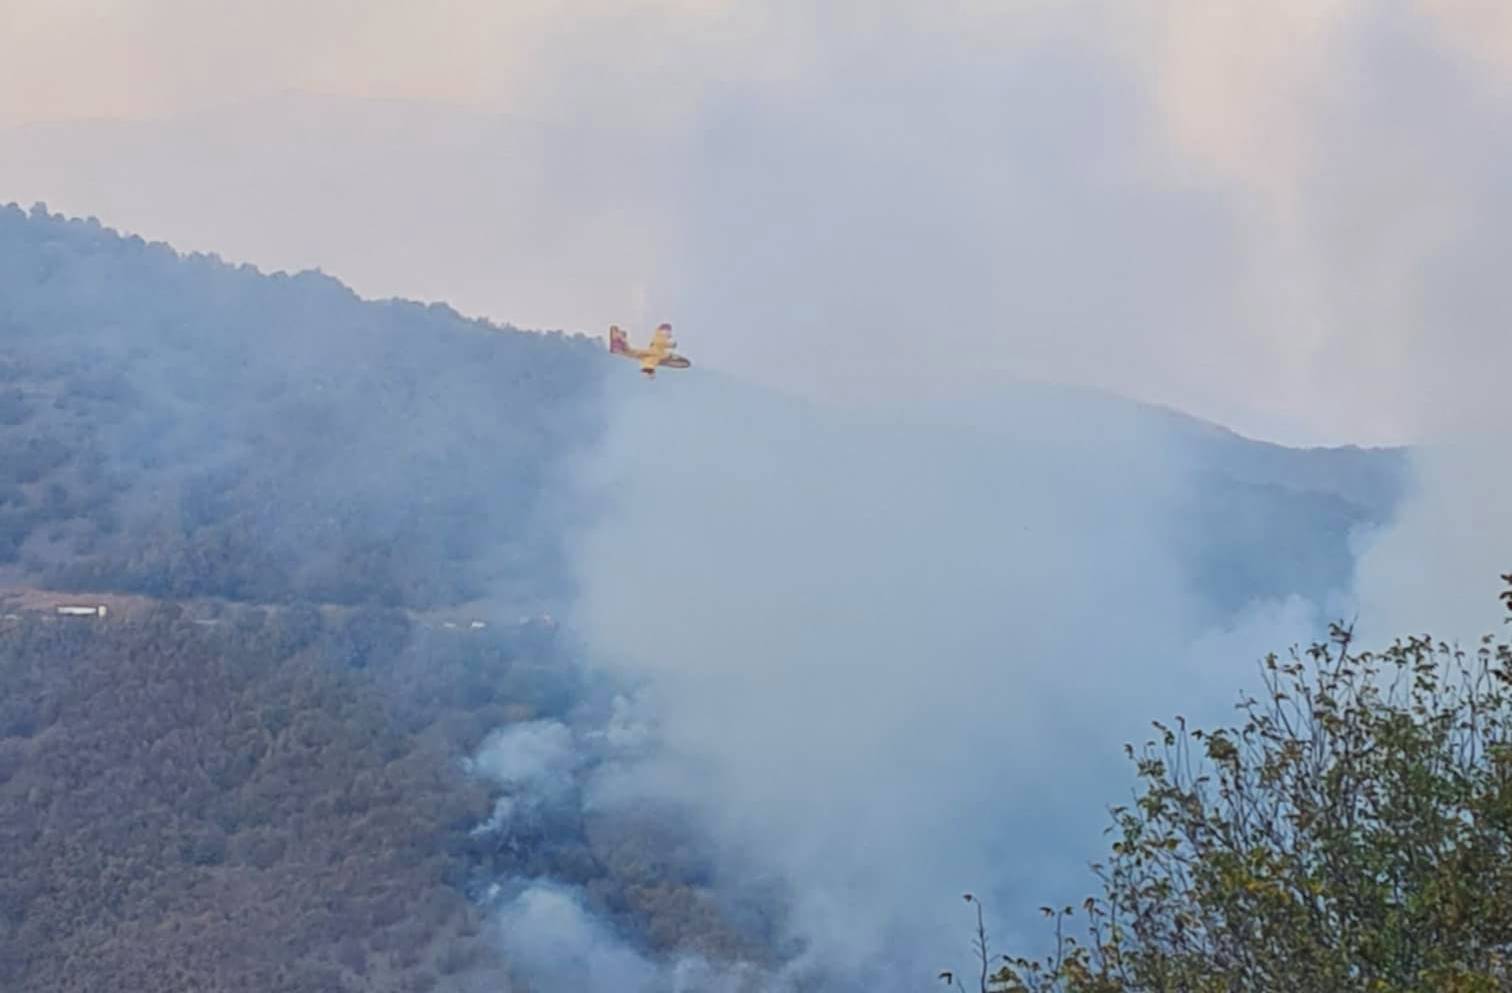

left=609, top=325, right=628, bottom=354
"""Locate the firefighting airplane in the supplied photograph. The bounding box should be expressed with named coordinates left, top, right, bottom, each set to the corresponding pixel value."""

left=608, top=323, right=692, bottom=378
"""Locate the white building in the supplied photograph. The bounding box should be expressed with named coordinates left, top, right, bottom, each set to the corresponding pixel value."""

left=56, top=605, right=107, bottom=618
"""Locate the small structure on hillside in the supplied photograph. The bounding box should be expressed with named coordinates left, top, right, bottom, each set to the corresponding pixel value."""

left=56, top=605, right=107, bottom=618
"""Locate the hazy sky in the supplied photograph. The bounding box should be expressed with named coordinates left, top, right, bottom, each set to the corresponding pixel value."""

left=4, top=0, right=1511, bottom=444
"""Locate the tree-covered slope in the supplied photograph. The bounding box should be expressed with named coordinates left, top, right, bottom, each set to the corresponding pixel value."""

left=0, top=598, right=771, bottom=992
left=1, top=202, right=605, bottom=610
left=0, top=204, right=773, bottom=991
left=0, top=604, right=497, bottom=992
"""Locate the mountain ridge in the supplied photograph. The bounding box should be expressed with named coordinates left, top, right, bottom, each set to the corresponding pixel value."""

left=2, top=202, right=1407, bottom=620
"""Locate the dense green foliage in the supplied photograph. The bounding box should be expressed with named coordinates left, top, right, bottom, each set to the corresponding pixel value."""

left=0, top=602, right=766, bottom=991
left=0, top=607, right=496, bottom=992
left=980, top=577, right=1512, bottom=993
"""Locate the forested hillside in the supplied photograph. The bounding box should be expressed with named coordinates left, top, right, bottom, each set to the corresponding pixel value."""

left=0, top=204, right=780, bottom=992
left=1, top=202, right=603, bottom=610
left=0, top=600, right=772, bottom=992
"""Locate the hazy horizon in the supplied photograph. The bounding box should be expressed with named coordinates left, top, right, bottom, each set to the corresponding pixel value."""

left=7, top=1, right=1512, bottom=447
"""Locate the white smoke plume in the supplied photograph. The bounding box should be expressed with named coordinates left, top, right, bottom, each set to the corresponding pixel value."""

left=555, top=373, right=1329, bottom=989
left=493, top=881, right=768, bottom=993
left=464, top=720, right=581, bottom=837
left=1351, top=431, right=1512, bottom=646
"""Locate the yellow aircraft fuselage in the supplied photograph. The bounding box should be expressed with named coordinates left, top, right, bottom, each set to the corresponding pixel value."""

left=608, top=323, right=692, bottom=378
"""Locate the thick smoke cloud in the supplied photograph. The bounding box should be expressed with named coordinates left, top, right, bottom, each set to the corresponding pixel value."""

left=1329, top=6, right=1512, bottom=644
left=556, top=374, right=1327, bottom=989
left=494, top=884, right=658, bottom=992
left=1351, top=434, right=1512, bottom=646
left=493, top=882, right=766, bottom=993
left=465, top=721, right=582, bottom=837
